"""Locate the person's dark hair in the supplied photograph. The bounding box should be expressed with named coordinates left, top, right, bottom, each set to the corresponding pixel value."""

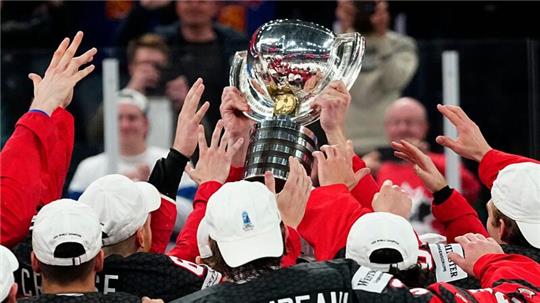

left=38, top=243, right=96, bottom=285
left=204, top=223, right=286, bottom=281
left=369, top=248, right=429, bottom=288
left=126, top=34, right=169, bottom=65
left=492, top=206, right=535, bottom=249
left=352, top=1, right=377, bottom=34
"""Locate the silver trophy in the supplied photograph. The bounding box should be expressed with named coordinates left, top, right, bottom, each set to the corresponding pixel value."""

left=230, top=19, right=365, bottom=189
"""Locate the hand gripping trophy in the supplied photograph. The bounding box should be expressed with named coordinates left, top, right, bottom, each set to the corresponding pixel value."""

left=230, top=19, right=365, bottom=190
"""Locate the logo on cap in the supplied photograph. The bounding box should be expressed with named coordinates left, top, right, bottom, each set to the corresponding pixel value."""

left=242, top=211, right=254, bottom=231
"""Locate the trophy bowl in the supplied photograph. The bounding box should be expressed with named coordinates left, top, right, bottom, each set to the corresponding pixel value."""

left=230, top=19, right=365, bottom=188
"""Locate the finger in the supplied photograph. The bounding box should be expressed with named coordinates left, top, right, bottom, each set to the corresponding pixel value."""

left=192, top=101, right=210, bottom=124
left=354, top=167, right=371, bottom=184
left=394, top=151, right=414, bottom=164
left=185, top=81, right=205, bottom=112
left=320, top=145, right=332, bottom=159
left=437, top=104, right=464, bottom=127
left=57, top=31, right=84, bottom=71
left=66, top=47, right=97, bottom=74
left=454, top=235, right=471, bottom=245
left=185, top=163, right=199, bottom=184
left=435, top=135, right=459, bottom=151
left=400, top=140, right=430, bottom=170
left=46, top=37, right=70, bottom=74
left=381, top=179, right=393, bottom=189
left=227, top=137, right=244, bottom=158
left=72, top=64, right=95, bottom=83
left=219, top=131, right=229, bottom=152
left=28, top=73, right=43, bottom=87
left=312, top=151, right=325, bottom=164
left=197, top=125, right=208, bottom=153
left=449, top=105, right=474, bottom=124
left=210, top=120, right=224, bottom=148
left=447, top=253, right=467, bottom=272
left=264, top=171, right=276, bottom=194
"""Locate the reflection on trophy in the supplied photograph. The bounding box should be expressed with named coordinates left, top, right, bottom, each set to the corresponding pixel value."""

left=230, top=19, right=365, bottom=190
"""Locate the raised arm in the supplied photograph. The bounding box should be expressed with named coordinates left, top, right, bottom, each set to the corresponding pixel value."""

left=148, top=78, right=209, bottom=253
left=168, top=122, right=243, bottom=261
left=392, top=139, right=488, bottom=242
left=1, top=32, right=96, bottom=247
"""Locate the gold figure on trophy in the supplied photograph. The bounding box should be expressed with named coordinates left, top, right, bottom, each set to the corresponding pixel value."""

left=268, top=83, right=299, bottom=116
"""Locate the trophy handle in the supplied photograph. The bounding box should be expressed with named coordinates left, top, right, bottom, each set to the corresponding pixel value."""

left=332, top=32, right=365, bottom=90
left=229, top=50, right=247, bottom=87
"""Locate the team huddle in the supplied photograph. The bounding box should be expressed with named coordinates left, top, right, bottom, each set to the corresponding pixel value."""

left=1, top=32, right=540, bottom=303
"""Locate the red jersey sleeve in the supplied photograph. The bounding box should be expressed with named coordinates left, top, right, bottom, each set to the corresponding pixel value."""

left=150, top=195, right=178, bottom=254
left=350, top=155, right=379, bottom=211
left=297, top=184, right=371, bottom=261
left=1, top=111, right=57, bottom=248
left=479, top=149, right=540, bottom=189
left=226, top=166, right=244, bottom=183
left=474, top=253, right=540, bottom=287
left=167, top=181, right=222, bottom=261
left=431, top=190, right=488, bottom=242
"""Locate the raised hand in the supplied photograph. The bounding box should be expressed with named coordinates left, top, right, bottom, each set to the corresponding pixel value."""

left=264, top=157, right=312, bottom=229
left=313, top=144, right=370, bottom=189
left=29, top=31, right=97, bottom=115
left=185, top=121, right=244, bottom=184
left=436, top=104, right=492, bottom=162
left=219, top=86, right=254, bottom=166
left=310, top=80, right=350, bottom=146
left=392, top=139, right=448, bottom=193
left=448, top=233, right=504, bottom=277
left=172, top=78, right=210, bottom=157
left=371, top=180, right=412, bottom=219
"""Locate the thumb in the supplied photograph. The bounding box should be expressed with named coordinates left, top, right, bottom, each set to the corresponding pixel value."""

left=264, top=171, right=276, bottom=194
left=448, top=252, right=469, bottom=273
left=185, top=163, right=199, bottom=184
left=354, top=168, right=371, bottom=184
left=28, top=73, right=42, bottom=90
left=436, top=135, right=459, bottom=151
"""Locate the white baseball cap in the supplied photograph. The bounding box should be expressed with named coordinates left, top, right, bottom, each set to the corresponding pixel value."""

left=78, top=174, right=161, bottom=246
left=32, top=199, right=102, bottom=266
left=197, top=217, right=212, bottom=259
left=205, top=181, right=283, bottom=268
left=0, top=245, right=18, bottom=301
left=346, top=212, right=419, bottom=272
left=491, top=162, right=540, bottom=249
left=118, top=88, right=148, bottom=114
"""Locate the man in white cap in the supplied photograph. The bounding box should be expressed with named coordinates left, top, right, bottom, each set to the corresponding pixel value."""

left=77, top=174, right=221, bottom=302
left=0, top=245, right=18, bottom=303
left=18, top=199, right=140, bottom=302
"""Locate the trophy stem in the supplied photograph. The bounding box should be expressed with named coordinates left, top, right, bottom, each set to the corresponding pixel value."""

left=244, top=119, right=318, bottom=191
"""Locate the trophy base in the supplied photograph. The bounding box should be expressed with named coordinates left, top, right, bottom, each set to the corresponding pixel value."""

left=244, top=119, right=318, bottom=192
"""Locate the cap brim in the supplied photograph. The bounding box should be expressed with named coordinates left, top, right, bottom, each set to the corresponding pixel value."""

left=516, top=221, right=540, bottom=249
left=217, top=226, right=284, bottom=268
left=135, top=182, right=161, bottom=213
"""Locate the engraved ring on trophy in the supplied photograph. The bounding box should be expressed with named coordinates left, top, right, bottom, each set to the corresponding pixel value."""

left=230, top=19, right=365, bottom=190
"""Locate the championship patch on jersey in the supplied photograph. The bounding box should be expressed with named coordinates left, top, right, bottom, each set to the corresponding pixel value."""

left=351, top=266, right=392, bottom=293
left=428, top=243, right=468, bottom=282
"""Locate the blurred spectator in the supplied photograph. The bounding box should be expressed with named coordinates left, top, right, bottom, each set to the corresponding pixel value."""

left=118, top=0, right=248, bottom=132
left=87, top=34, right=189, bottom=146
left=364, top=98, right=480, bottom=235
left=340, top=0, right=418, bottom=154
left=69, top=90, right=169, bottom=199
